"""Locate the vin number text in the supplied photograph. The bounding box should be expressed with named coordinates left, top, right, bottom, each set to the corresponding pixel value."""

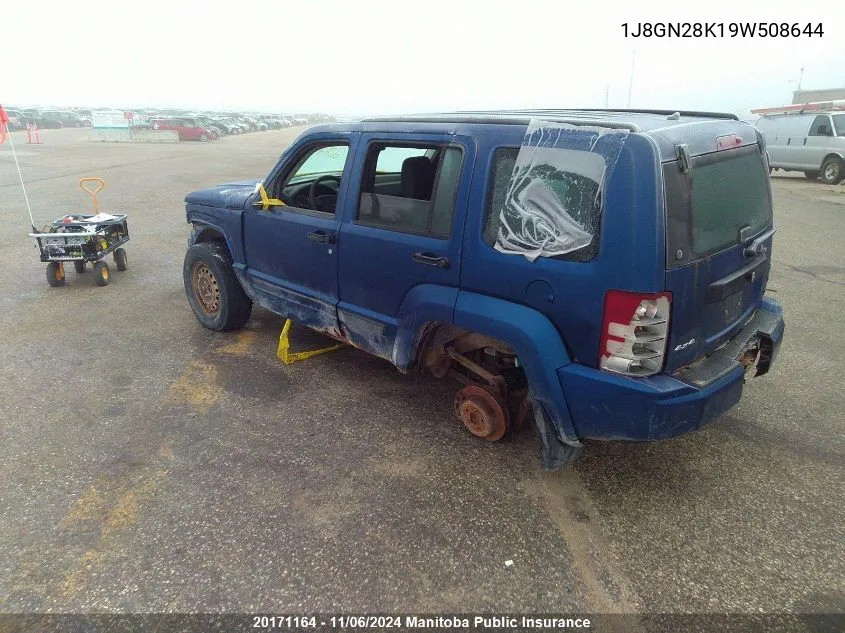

left=621, top=23, right=824, bottom=38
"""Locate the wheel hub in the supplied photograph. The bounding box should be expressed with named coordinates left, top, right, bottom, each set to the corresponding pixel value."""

left=192, top=263, right=220, bottom=315
left=454, top=385, right=509, bottom=442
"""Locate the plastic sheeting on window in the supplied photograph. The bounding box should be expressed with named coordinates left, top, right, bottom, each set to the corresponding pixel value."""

left=495, top=119, right=629, bottom=261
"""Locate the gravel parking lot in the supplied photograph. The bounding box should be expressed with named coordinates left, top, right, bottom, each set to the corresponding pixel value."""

left=1, top=128, right=843, bottom=628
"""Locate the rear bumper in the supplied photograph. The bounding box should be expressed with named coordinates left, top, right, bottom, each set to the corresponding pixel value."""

left=559, top=299, right=784, bottom=441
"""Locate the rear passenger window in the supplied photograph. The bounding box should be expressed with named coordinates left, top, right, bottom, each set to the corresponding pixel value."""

left=483, top=148, right=600, bottom=261
left=357, top=143, right=462, bottom=238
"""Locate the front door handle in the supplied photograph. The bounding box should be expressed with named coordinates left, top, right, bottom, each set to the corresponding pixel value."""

left=412, top=252, right=450, bottom=269
left=307, top=230, right=336, bottom=244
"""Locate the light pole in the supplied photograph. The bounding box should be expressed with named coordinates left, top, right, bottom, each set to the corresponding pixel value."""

left=627, top=51, right=636, bottom=108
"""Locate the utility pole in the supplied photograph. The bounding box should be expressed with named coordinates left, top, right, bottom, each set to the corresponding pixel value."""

left=604, top=84, right=609, bottom=108
left=797, top=67, right=804, bottom=91
left=627, top=51, right=636, bottom=108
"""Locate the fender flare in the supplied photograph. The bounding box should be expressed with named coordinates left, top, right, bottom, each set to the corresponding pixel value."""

left=391, top=284, right=459, bottom=371
left=188, top=217, right=236, bottom=260
left=452, top=290, right=580, bottom=446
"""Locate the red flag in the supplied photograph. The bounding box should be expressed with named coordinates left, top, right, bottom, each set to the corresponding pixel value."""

left=0, top=104, right=8, bottom=144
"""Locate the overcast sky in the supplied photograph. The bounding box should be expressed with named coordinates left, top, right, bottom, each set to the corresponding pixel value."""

left=1, top=0, right=842, bottom=117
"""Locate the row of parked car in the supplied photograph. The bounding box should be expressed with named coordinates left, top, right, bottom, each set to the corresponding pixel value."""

left=139, top=112, right=322, bottom=141
left=3, top=106, right=332, bottom=140
left=2, top=108, right=92, bottom=130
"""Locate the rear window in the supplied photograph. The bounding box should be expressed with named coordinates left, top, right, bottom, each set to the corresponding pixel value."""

left=664, top=146, right=772, bottom=267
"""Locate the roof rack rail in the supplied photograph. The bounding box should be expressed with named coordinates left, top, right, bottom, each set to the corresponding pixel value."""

left=750, top=100, right=845, bottom=115
left=469, top=108, right=739, bottom=120
left=361, top=112, right=640, bottom=131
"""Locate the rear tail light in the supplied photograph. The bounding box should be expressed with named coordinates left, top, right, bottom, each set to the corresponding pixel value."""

left=716, top=134, right=743, bottom=150
left=599, top=290, right=671, bottom=376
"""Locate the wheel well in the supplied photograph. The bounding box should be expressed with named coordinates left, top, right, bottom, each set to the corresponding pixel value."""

left=822, top=153, right=845, bottom=166
left=416, top=323, right=533, bottom=433
left=416, top=322, right=519, bottom=379
left=194, top=226, right=227, bottom=246
left=416, top=323, right=515, bottom=360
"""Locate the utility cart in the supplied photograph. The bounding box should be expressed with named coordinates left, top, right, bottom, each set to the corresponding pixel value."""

left=29, top=177, right=130, bottom=287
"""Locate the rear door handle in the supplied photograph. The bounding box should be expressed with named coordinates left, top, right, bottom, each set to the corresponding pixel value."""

left=412, top=252, right=450, bottom=269
left=307, top=230, right=336, bottom=244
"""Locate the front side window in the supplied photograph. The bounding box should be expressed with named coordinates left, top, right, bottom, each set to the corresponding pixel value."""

left=808, top=115, right=832, bottom=137
left=356, top=143, right=462, bottom=237
left=833, top=114, right=845, bottom=137
left=265, top=143, right=349, bottom=214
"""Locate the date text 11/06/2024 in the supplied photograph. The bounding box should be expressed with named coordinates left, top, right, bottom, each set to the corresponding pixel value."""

left=621, top=22, right=824, bottom=37
left=252, top=615, right=592, bottom=629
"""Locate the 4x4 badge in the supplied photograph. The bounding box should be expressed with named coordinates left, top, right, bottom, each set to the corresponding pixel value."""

left=674, top=338, right=696, bottom=352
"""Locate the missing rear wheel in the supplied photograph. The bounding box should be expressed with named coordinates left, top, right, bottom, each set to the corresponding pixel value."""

left=454, top=384, right=510, bottom=441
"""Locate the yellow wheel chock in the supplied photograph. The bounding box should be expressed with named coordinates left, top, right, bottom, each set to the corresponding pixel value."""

left=257, top=183, right=286, bottom=210
left=276, top=319, right=346, bottom=365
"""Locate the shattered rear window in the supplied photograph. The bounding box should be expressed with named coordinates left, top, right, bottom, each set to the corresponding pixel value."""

left=483, top=119, right=628, bottom=262
left=484, top=148, right=602, bottom=261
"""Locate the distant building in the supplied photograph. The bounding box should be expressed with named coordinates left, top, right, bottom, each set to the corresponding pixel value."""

left=792, top=88, right=845, bottom=104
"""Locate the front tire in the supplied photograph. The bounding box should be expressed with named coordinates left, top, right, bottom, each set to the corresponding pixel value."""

left=94, top=261, right=110, bottom=286
left=74, top=261, right=86, bottom=273
left=820, top=157, right=844, bottom=185
left=47, top=262, right=66, bottom=287
left=114, top=247, right=128, bottom=271
left=199, top=133, right=209, bottom=142
left=183, top=241, right=252, bottom=331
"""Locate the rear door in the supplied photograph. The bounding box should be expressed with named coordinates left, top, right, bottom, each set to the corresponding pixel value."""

left=336, top=133, right=473, bottom=360
left=663, top=141, right=774, bottom=371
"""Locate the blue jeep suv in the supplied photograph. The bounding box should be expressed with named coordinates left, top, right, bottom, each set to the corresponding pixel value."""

left=182, top=109, right=785, bottom=469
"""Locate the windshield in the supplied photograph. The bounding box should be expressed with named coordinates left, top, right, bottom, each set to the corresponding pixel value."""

left=293, top=145, right=349, bottom=177
left=834, top=114, right=845, bottom=136
left=664, top=146, right=772, bottom=267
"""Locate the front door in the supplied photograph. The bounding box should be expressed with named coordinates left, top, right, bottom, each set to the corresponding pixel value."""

left=337, top=133, right=473, bottom=360
left=242, top=137, right=356, bottom=334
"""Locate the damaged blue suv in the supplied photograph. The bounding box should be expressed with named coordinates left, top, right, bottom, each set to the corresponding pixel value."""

left=182, top=109, right=785, bottom=469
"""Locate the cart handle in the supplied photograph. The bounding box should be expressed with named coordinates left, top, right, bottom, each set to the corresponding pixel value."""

left=79, top=177, right=105, bottom=213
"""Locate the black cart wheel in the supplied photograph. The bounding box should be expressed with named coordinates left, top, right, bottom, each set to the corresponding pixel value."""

left=74, top=261, right=86, bottom=273
left=94, top=261, right=110, bottom=286
left=114, top=247, right=128, bottom=271
left=183, top=241, right=252, bottom=331
left=46, top=262, right=66, bottom=287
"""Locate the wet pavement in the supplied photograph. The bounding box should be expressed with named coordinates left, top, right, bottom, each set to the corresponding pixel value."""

left=0, top=129, right=842, bottom=628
